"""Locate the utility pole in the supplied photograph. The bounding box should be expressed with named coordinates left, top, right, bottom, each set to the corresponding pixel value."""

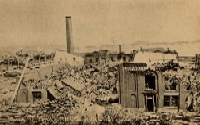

left=178, top=83, right=180, bottom=112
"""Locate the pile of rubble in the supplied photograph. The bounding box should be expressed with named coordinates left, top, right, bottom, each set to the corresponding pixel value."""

left=0, top=62, right=120, bottom=123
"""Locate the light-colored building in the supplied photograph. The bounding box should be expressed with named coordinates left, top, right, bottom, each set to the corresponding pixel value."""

left=133, top=51, right=177, bottom=69
left=54, top=50, right=84, bottom=67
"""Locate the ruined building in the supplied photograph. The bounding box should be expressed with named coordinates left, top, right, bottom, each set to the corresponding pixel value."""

left=118, top=63, right=191, bottom=112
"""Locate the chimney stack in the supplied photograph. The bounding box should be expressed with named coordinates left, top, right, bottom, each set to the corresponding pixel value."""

left=66, top=16, right=74, bottom=54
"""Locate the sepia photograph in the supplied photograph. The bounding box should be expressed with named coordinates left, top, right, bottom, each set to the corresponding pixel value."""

left=0, top=0, right=200, bottom=124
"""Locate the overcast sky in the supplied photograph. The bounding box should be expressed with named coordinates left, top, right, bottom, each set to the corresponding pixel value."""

left=0, top=0, right=200, bottom=47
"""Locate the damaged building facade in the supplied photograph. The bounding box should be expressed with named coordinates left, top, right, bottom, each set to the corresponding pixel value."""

left=118, top=63, right=191, bottom=112
left=15, top=77, right=83, bottom=104
left=16, top=79, right=48, bottom=103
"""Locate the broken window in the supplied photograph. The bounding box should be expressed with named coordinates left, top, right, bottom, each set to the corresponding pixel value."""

left=165, top=82, right=177, bottom=91
left=184, top=82, right=192, bottom=90
left=90, top=59, right=92, bottom=63
left=170, top=82, right=177, bottom=90
left=165, top=84, right=177, bottom=90
left=145, top=75, right=156, bottom=90
left=32, top=92, right=41, bottom=99
left=171, top=96, right=178, bottom=107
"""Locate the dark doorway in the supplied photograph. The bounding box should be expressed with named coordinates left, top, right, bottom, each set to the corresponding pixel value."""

left=147, top=99, right=154, bottom=112
left=47, top=90, right=56, bottom=101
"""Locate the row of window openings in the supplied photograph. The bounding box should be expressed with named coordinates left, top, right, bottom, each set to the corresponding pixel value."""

left=130, top=82, right=178, bottom=91
left=131, top=83, right=178, bottom=91
left=87, top=57, right=128, bottom=63
left=131, top=95, right=179, bottom=107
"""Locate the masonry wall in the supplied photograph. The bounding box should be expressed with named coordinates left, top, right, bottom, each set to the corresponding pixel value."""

left=158, top=73, right=165, bottom=110
left=17, top=89, right=28, bottom=103
left=180, top=84, right=190, bottom=112
left=17, top=89, right=48, bottom=103
left=138, top=75, right=145, bottom=111
left=119, top=64, right=145, bottom=109
left=118, top=64, right=124, bottom=106
left=125, top=71, right=138, bottom=108
left=119, top=64, right=137, bottom=108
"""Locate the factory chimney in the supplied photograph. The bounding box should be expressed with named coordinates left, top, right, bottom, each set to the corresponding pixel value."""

left=66, top=16, right=74, bottom=54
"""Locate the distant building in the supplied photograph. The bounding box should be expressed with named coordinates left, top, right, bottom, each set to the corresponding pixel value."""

left=132, top=49, right=178, bottom=70
left=84, top=50, right=134, bottom=66
left=27, top=52, right=55, bottom=69
left=178, top=56, right=196, bottom=69
left=178, top=56, right=196, bottom=63
left=54, top=50, right=84, bottom=67
left=84, top=51, right=99, bottom=66
left=98, top=50, right=110, bottom=64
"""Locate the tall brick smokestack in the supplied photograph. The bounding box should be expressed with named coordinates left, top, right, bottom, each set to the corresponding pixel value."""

left=66, top=16, right=74, bottom=54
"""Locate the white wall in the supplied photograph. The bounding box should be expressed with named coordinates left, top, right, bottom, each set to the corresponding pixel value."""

left=54, top=50, right=84, bottom=67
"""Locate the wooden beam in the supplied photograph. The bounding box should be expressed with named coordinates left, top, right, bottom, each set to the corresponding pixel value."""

left=11, top=57, right=30, bottom=103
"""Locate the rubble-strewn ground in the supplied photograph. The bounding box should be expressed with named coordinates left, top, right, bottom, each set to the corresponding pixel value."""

left=0, top=64, right=199, bottom=125
left=0, top=62, right=120, bottom=124
left=1, top=56, right=200, bottom=124
left=0, top=76, right=17, bottom=104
